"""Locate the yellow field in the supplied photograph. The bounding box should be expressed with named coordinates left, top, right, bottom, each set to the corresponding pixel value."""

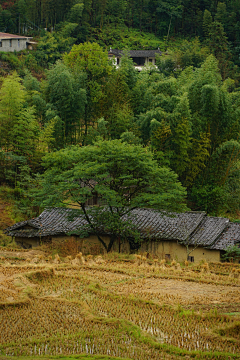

left=0, top=249, right=240, bottom=359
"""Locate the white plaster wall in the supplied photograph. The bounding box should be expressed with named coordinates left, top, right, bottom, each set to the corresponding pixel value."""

left=0, top=39, right=28, bottom=52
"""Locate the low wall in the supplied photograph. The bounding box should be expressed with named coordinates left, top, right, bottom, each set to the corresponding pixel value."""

left=81, top=235, right=130, bottom=255
left=15, top=234, right=130, bottom=256
left=15, top=235, right=219, bottom=262
left=139, top=240, right=220, bottom=263
left=51, top=234, right=130, bottom=255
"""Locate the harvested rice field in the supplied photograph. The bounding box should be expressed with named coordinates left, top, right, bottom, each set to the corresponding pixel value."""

left=0, top=248, right=240, bottom=360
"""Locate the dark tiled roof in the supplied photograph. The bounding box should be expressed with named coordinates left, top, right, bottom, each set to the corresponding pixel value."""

left=128, top=208, right=205, bottom=241
left=108, top=49, right=162, bottom=57
left=189, top=216, right=229, bottom=247
left=0, top=32, right=30, bottom=39
left=5, top=208, right=205, bottom=242
left=5, top=208, right=88, bottom=238
left=210, top=223, right=240, bottom=250
left=5, top=208, right=238, bottom=250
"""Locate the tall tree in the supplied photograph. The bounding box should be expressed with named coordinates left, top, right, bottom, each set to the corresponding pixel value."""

left=38, top=139, right=187, bottom=251
left=202, top=9, right=212, bottom=37
left=208, top=21, right=231, bottom=79
left=0, top=72, right=25, bottom=152
left=46, top=61, right=86, bottom=146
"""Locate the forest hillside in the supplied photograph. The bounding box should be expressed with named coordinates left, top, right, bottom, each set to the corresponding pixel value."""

left=0, top=0, right=240, bottom=235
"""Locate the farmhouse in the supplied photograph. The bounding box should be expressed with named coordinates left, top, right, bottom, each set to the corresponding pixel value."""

left=0, top=32, right=36, bottom=52
left=5, top=208, right=240, bottom=263
left=108, top=48, right=162, bottom=70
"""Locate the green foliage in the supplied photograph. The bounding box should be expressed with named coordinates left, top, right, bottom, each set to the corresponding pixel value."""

left=12, top=107, right=39, bottom=157
left=0, top=72, right=26, bottom=151
left=215, top=2, right=227, bottom=28
left=46, top=60, right=86, bottom=146
left=202, top=9, right=212, bottom=37
left=0, top=0, right=239, bottom=221
left=64, top=42, right=112, bottom=142
left=185, top=132, right=210, bottom=187
left=156, top=56, right=176, bottom=77
left=64, top=42, right=112, bottom=87
left=221, top=245, right=240, bottom=262
left=90, top=26, right=164, bottom=50
left=37, top=139, right=187, bottom=250
left=173, top=39, right=210, bottom=69
left=35, top=32, right=75, bottom=67
left=13, top=164, right=40, bottom=218
left=172, top=117, right=191, bottom=177
left=1, top=0, right=240, bottom=68
left=208, top=21, right=231, bottom=79
left=133, top=53, right=240, bottom=214
left=67, top=1, right=84, bottom=23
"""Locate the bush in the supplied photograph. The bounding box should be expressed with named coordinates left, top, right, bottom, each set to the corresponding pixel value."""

left=221, top=245, right=240, bottom=262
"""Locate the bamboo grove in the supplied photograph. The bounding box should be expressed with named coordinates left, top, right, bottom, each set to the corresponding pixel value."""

left=0, top=46, right=240, bottom=217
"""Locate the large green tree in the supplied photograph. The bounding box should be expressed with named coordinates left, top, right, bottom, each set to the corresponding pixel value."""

left=38, top=139, right=187, bottom=251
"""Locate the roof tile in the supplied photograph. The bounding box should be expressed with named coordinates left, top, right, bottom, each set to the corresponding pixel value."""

left=5, top=208, right=238, bottom=251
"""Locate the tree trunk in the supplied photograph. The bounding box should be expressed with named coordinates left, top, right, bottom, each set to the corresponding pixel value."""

left=107, top=235, right=116, bottom=252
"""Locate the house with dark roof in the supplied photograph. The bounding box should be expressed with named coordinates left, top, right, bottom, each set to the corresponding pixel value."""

left=4, top=208, right=240, bottom=262
left=0, top=32, right=36, bottom=52
left=108, top=48, right=162, bottom=71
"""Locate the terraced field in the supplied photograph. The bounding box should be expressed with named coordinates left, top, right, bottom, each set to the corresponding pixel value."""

left=0, top=248, right=240, bottom=359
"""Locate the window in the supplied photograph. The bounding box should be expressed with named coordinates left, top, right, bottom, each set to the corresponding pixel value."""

left=149, top=58, right=152, bottom=63
left=0, top=42, right=2, bottom=47
left=132, top=57, right=145, bottom=66
left=18, top=39, right=20, bottom=47
left=117, top=58, right=120, bottom=65
left=188, top=256, right=194, bottom=262
left=9, top=39, right=12, bottom=47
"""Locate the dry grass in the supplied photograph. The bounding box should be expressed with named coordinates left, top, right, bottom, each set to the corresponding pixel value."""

left=0, top=250, right=240, bottom=359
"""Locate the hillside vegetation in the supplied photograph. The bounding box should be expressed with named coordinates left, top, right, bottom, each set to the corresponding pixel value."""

left=0, top=1, right=239, bottom=219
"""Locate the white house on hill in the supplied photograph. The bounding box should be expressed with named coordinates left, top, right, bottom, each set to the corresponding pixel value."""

left=0, top=32, right=36, bottom=52
left=108, top=48, right=162, bottom=71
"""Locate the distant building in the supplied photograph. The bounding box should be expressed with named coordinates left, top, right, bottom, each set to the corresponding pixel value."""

left=108, top=48, right=162, bottom=71
left=0, top=32, right=37, bottom=52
